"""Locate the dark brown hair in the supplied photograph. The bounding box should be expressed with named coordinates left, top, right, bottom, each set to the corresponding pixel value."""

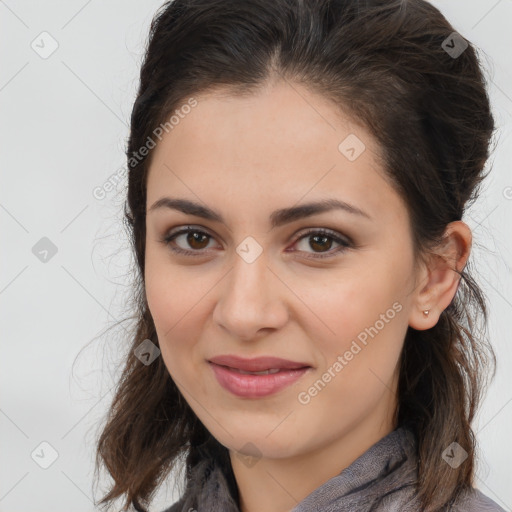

left=93, top=0, right=497, bottom=510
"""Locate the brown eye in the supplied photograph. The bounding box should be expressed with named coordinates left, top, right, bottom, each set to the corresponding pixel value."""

left=291, top=229, right=352, bottom=259
left=161, top=226, right=352, bottom=259
left=308, top=234, right=335, bottom=252
left=183, top=231, right=210, bottom=250
left=162, top=227, right=217, bottom=255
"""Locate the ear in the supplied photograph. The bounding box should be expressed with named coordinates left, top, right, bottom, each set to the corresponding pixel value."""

left=408, top=221, right=472, bottom=330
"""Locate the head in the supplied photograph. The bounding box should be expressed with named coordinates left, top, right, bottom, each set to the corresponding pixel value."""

left=95, top=1, right=496, bottom=511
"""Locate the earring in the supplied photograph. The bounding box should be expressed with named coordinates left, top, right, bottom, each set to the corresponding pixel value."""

left=423, top=309, right=430, bottom=316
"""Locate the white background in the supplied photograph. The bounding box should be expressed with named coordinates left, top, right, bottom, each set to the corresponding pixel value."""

left=1, top=1, right=511, bottom=510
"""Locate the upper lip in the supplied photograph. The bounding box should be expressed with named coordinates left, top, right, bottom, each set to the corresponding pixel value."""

left=208, top=355, right=311, bottom=372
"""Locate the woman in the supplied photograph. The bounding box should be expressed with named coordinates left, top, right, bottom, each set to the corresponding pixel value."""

left=94, top=0, right=506, bottom=510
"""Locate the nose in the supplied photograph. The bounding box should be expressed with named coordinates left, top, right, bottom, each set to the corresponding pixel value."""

left=212, top=249, right=289, bottom=341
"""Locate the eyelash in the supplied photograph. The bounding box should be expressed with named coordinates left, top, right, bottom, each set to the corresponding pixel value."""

left=159, top=226, right=352, bottom=260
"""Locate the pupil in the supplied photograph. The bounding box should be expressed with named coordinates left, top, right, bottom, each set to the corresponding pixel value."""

left=311, top=234, right=331, bottom=252
left=188, top=232, right=208, bottom=249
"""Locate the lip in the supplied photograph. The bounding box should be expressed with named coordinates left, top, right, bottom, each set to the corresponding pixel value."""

left=207, top=355, right=312, bottom=398
left=209, top=362, right=311, bottom=398
left=208, top=354, right=311, bottom=372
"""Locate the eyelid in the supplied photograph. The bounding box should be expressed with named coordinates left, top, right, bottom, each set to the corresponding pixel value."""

left=293, top=226, right=353, bottom=246
left=162, top=224, right=219, bottom=244
left=160, top=224, right=353, bottom=259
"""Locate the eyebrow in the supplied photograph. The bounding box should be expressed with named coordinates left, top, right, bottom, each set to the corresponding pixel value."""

left=148, top=196, right=372, bottom=228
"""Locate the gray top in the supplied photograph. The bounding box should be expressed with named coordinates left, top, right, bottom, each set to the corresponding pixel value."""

left=162, top=426, right=506, bottom=511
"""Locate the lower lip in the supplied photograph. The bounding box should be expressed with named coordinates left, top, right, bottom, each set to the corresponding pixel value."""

left=209, top=362, right=311, bottom=398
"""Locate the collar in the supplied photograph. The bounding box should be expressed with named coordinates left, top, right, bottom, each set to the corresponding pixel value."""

left=174, top=425, right=420, bottom=512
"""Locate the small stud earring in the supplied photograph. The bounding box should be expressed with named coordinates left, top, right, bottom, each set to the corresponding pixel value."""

left=423, top=310, right=430, bottom=317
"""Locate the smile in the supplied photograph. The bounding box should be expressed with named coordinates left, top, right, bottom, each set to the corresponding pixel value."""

left=208, top=362, right=311, bottom=398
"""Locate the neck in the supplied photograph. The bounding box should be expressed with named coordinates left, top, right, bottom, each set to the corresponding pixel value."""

left=229, top=395, right=397, bottom=512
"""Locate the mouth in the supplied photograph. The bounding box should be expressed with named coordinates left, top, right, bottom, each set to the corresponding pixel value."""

left=207, top=355, right=313, bottom=398
left=222, top=367, right=293, bottom=375
left=207, top=354, right=312, bottom=373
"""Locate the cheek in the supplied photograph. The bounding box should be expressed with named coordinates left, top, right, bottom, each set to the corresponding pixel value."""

left=295, top=261, right=410, bottom=404
left=297, top=280, right=407, bottom=423
left=144, top=256, right=220, bottom=395
left=144, top=254, right=196, bottom=366
left=144, top=245, right=204, bottom=331
left=297, top=265, right=405, bottom=345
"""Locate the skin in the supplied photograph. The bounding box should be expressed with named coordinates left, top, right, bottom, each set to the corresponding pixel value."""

left=144, top=78, right=471, bottom=512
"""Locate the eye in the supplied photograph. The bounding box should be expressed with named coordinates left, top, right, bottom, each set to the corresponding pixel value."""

left=160, top=226, right=352, bottom=259
left=160, top=226, right=218, bottom=256
left=289, top=228, right=352, bottom=259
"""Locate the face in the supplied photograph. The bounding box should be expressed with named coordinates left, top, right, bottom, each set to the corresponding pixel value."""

left=144, top=79, right=420, bottom=460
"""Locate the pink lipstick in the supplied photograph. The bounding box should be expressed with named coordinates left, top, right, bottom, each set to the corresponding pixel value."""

left=208, top=355, right=312, bottom=398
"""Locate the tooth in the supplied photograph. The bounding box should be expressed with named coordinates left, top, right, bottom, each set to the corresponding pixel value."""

left=235, top=368, right=281, bottom=375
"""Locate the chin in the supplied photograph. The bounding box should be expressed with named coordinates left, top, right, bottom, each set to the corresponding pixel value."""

left=209, top=423, right=302, bottom=459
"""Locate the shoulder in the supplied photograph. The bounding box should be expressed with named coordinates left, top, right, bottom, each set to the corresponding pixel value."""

left=451, top=487, right=506, bottom=512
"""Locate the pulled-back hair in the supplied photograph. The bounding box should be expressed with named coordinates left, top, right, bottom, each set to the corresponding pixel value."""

left=94, top=1, right=497, bottom=510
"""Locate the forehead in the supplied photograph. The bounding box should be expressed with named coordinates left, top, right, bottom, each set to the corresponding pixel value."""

left=146, top=81, right=407, bottom=226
